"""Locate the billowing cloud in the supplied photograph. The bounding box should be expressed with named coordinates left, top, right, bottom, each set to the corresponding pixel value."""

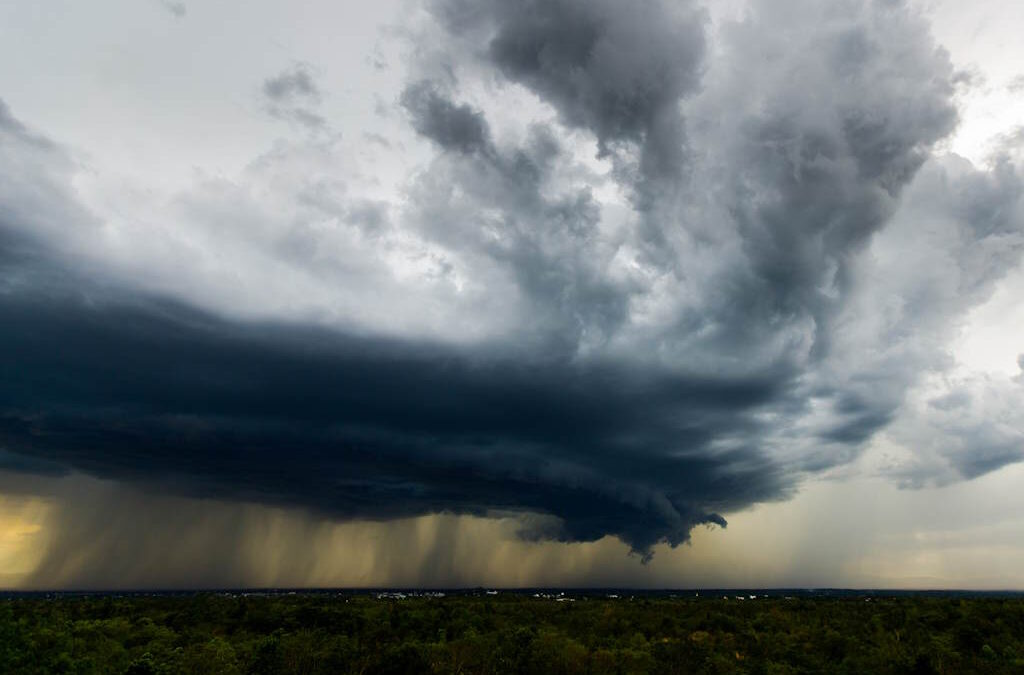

left=1, top=0, right=1023, bottom=567
left=400, top=81, right=493, bottom=155
left=448, top=0, right=705, bottom=198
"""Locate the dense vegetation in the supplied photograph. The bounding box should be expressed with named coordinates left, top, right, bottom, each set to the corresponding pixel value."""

left=2, top=592, right=1024, bottom=674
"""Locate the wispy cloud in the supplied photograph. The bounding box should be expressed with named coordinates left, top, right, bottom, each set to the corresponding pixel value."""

left=156, top=0, right=186, bottom=19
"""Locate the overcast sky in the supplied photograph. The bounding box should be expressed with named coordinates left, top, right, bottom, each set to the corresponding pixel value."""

left=1, top=0, right=1023, bottom=589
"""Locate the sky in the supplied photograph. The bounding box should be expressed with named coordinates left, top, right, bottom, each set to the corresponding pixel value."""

left=0, top=0, right=1023, bottom=590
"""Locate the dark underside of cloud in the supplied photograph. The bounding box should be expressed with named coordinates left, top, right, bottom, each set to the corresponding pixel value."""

left=2, top=0, right=1023, bottom=565
left=0, top=250, right=784, bottom=554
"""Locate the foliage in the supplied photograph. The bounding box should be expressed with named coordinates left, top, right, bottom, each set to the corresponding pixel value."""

left=2, top=593, right=1024, bottom=673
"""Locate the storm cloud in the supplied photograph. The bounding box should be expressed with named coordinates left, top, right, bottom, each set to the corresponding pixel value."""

left=0, top=263, right=782, bottom=554
left=2, top=0, right=1024, bottom=567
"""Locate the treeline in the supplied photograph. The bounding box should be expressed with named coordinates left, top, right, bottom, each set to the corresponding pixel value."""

left=2, top=593, right=1024, bottom=673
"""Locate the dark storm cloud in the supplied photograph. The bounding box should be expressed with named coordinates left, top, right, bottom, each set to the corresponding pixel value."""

left=410, top=0, right=965, bottom=400
left=397, top=86, right=628, bottom=348
left=0, top=449, right=68, bottom=477
left=439, top=0, right=703, bottom=181
left=427, top=0, right=705, bottom=216
left=0, top=267, right=785, bottom=554
left=1, top=92, right=785, bottom=554
left=2, top=0, right=1024, bottom=565
left=0, top=95, right=787, bottom=556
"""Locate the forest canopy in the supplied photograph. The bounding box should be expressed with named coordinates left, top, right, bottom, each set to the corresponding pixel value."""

left=3, top=592, right=1024, bottom=674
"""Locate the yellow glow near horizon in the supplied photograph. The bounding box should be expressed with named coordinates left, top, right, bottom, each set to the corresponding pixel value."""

left=4, top=464, right=1024, bottom=590
left=0, top=495, right=52, bottom=588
